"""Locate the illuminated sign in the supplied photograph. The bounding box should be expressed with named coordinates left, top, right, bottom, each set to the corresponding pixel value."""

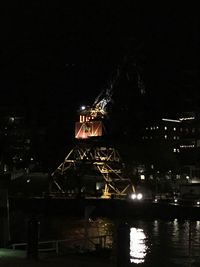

left=75, top=121, right=102, bottom=139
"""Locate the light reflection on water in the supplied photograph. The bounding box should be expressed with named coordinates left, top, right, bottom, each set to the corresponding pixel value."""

left=130, top=227, right=148, bottom=264
left=11, top=212, right=200, bottom=266
left=35, top=216, right=200, bottom=266
left=128, top=219, right=200, bottom=266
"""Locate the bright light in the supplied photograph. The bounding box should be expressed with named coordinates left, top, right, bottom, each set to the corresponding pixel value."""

left=137, top=193, right=143, bottom=200
left=96, top=182, right=102, bottom=190
left=179, top=117, right=195, bottom=121
left=130, top=227, right=147, bottom=264
left=81, top=105, right=86, bottom=110
left=131, top=193, right=143, bottom=200
left=174, top=199, right=178, bottom=203
left=96, top=185, right=100, bottom=190
left=140, top=174, right=145, bottom=180
left=197, top=201, right=200, bottom=205
left=154, top=199, right=158, bottom=203
left=180, top=145, right=195, bottom=148
left=131, top=194, right=137, bottom=200
left=162, top=118, right=180, bottom=123
left=26, top=179, right=30, bottom=183
left=9, top=117, right=15, bottom=122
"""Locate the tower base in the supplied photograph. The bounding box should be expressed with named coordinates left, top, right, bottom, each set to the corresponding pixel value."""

left=51, top=143, right=135, bottom=199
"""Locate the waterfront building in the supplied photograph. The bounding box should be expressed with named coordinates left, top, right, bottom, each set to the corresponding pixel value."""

left=0, top=106, right=46, bottom=178
left=142, top=111, right=200, bottom=181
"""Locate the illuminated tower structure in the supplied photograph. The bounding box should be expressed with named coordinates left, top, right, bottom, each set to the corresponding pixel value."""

left=51, top=76, right=136, bottom=198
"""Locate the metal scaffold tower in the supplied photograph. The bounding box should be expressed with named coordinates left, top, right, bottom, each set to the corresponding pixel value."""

left=50, top=61, right=143, bottom=198
left=51, top=144, right=135, bottom=198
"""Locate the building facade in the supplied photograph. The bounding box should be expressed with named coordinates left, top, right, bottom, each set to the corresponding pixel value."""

left=142, top=112, right=200, bottom=181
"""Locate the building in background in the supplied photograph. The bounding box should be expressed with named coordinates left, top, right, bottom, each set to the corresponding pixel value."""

left=0, top=106, right=46, bottom=179
left=142, top=111, right=200, bottom=182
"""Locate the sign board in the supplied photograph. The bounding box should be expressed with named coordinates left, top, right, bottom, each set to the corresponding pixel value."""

left=75, top=121, right=102, bottom=139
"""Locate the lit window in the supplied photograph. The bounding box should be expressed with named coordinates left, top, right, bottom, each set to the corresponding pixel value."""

left=180, top=145, right=195, bottom=148
left=164, top=126, right=167, bottom=130
left=140, top=175, right=145, bottom=180
left=173, top=148, right=176, bottom=152
left=173, top=127, right=176, bottom=131
left=156, top=126, right=159, bottom=129
left=164, top=135, right=167, bottom=139
left=173, top=136, right=176, bottom=140
left=9, top=117, right=15, bottom=123
left=150, top=127, right=153, bottom=130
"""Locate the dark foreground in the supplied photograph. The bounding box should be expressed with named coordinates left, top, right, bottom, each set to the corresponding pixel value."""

left=3, top=198, right=200, bottom=267
left=0, top=249, right=114, bottom=267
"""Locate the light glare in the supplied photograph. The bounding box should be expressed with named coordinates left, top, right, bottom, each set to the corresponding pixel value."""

left=131, top=194, right=137, bottom=200
left=137, top=193, right=143, bottom=200
left=130, top=227, right=147, bottom=264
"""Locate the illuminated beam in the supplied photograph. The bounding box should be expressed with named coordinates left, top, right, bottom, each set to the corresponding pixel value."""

left=179, top=117, right=195, bottom=121
left=162, top=118, right=180, bottom=123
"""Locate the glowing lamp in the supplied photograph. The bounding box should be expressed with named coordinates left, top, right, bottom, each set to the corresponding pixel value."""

left=131, top=193, right=137, bottom=200
left=137, top=193, right=143, bottom=200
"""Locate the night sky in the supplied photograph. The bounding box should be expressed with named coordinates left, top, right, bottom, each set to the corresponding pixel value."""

left=1, top=3, right=200, bottom=152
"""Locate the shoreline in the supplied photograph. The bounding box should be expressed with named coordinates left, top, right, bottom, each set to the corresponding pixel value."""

left=9, top=197, right=200, bottom=220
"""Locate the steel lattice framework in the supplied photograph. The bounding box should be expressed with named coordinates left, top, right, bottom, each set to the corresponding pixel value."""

left=51, top=145, right=135, bottom=198
left=50, top=61, right=143, bottom=198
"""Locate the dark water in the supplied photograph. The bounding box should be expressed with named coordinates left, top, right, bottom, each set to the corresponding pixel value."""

left=128, top=219, right=200, bottom=266
left=10, top=211, right=200, bottom=266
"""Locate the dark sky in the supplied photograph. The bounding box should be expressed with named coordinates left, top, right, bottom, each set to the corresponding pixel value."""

left=1, top=3, right=200, bottom=120
left=1, top=3, right=200, bottom=167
